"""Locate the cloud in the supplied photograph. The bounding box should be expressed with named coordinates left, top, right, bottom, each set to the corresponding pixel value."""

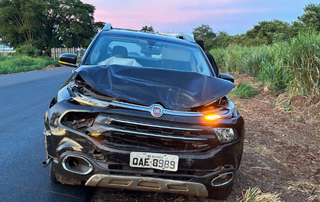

left=88, top=0, right=266, bottom=30
left=82, top=0, right=305, bottom=34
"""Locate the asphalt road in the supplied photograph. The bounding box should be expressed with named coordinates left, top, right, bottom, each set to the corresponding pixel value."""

left=0, top=68, right=95, bottom=202
left=0, top=68, right=215, bottom=202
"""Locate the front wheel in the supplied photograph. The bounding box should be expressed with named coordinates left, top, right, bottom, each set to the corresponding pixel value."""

left=207, top=183, right=234, bottom=200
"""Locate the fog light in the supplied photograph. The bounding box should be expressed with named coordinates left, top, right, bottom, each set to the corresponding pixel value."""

left=213, top=128, right=237, bottom=143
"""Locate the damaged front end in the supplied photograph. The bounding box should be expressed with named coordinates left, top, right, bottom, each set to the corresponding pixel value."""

left=44, top=65, right=244, bottom=199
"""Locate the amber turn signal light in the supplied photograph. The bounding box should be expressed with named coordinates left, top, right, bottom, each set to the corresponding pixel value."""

left=204, top=114, right=221, bottom=120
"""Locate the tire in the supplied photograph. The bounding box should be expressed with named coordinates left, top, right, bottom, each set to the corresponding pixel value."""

left=207, top=182, right=233, bottom=200
left=49, top=163, right=58, bottom=183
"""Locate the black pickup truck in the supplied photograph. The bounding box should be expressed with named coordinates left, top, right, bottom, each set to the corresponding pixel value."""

left=43, top=23, right=244, bottom=200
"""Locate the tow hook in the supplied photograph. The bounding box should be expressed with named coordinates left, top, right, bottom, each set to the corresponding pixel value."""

left=42, top=158, right=52, bottom=168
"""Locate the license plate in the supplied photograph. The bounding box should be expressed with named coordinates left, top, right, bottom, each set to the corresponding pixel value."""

left=130, top=152, right=179, bottom=171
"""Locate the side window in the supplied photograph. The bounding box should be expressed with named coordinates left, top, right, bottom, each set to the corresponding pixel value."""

left=89, top=37, right=109, bottom=64
left=193, top=51, right=211, bottom=76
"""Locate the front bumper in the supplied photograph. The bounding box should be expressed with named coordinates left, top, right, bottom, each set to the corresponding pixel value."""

left=50, top=151, right=236, bottom=197
left=45, top=100, right=244, bottom=196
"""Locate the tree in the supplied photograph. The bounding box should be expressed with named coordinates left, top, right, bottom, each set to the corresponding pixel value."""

left=0, top=0, right=105, bottom=56
left=290, top=21, right=306, bottom=36
left=0, top=0, right=46, bottom=47
left=211, top=31, right=234, bottom=48
left=192, top=24, right=216, bottom=40
left=192, top=24, right=216, bottom=50
left=141, top=25, right=154, bottom=32
left=244, top=20, right=293, bottom=45
left=298, top=3, right=320, bottom=31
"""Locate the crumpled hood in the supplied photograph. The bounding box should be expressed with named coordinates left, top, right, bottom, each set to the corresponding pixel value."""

left=74, top=65, right=235, bottom=110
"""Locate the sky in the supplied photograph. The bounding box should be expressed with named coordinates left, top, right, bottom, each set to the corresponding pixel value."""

left=82, top=0, right=317, bottom=35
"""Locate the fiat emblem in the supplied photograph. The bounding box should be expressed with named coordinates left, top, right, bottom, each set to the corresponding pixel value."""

left=150, top=104, right=164, bottom=118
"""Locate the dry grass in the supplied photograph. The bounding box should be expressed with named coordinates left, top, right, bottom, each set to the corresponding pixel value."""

left=288, top=181, right=320, bottom=195
left=309, top=195, right=320, bottom=202
left=270, top=93, right=293, bottom=111
left=243, top=144, right=275, bottom=158
left=237, top=187, right=281, bottom=202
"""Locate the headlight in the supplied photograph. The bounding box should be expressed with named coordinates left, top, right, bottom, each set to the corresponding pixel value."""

left=72, top=93, right=110, bottom=108
left=213, top=128, right=238, bottom=143
left=68, top=86, right=110, bottom=108
left=202, top=97, right=236, bottom=120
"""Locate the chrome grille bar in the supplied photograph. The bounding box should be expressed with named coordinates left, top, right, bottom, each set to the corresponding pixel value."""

left=112, top=119, right=203, bottom=131
left=109, top=128, right=206, bottom=141
left=110, top=101, right=203, bottom=117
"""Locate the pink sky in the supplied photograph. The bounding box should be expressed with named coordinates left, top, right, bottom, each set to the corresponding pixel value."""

left=82, top=0, right=309, bottom=35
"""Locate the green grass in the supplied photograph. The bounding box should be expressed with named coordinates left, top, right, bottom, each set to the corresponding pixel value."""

left=0, top=55, right=60, bottom=75
left=230, top=81, right=258, bottom=99
left=210, top=31, right=320, bottom=97
left=0, top=54, right=8, bottom=61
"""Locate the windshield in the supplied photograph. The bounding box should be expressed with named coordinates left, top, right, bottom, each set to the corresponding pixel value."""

left=84, top=34, right=213, bottom=77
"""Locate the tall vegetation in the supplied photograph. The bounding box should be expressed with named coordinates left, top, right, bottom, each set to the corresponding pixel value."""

left=284, top=31, right=320, bottom=95
left=210, top=31, right=320, bottom=96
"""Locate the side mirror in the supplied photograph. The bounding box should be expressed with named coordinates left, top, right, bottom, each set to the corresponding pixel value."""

left=59, top=53, right=77, bottom=67
left=219, top=73, right=234, bottom=83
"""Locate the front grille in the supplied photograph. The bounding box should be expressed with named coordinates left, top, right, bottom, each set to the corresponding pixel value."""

left=62, top=112, right=220, bottom=154
left=101, top=130, right=211, bottom=152
left=111, top=120, right=200, bottom=136
left=89, top=116, right=219, bottom=154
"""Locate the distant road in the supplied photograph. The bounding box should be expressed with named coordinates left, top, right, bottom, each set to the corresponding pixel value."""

left=0, top=68, right=95, bottom=201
